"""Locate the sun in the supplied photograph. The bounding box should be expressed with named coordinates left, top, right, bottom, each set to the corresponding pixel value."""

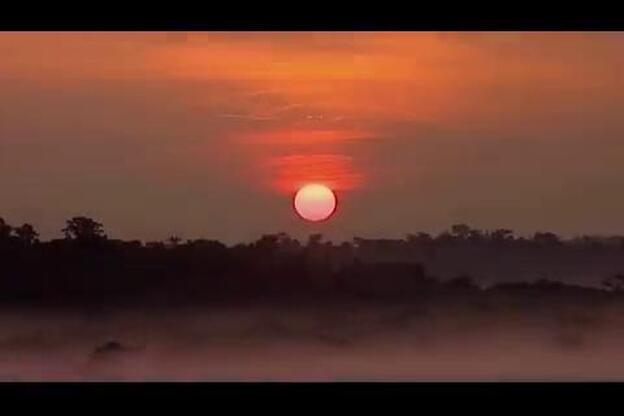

left=293, top=183, right=337, bottom=222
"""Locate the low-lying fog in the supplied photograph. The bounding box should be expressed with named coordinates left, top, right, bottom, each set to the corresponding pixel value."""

left=1, top=299, right=624, bottom=381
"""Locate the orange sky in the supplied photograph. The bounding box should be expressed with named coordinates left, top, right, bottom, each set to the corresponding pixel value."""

left=1, top=32, right=624, bottom=242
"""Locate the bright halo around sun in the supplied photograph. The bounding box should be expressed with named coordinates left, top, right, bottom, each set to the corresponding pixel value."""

left=293, top=184, right=337, bottom=222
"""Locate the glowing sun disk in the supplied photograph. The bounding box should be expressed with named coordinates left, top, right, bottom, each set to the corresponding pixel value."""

left=293, top=184, right=337, bottom=222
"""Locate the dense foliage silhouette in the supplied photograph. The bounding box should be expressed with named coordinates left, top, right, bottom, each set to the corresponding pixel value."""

left=0, top=218, right=623, bottom=307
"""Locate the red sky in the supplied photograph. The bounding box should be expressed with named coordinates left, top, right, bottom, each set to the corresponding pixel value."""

left=1, top=32, right=624, bottom=242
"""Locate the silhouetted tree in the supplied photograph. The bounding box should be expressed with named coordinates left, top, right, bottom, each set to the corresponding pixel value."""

left=255, top=234, right=280, bottom=252
left=406, top=232, right=433, bottom=244
left=167, top=235, right=182, bottom=247
left=451, top=224, right=472, bottom=240
left=0, top=218, right=12, bottom=240
left=353, top=237, right=364, bottom=248
left=62, top=216, right=106, bottom=242
left=467, top=229, right=485, bottom=243
left=14, top=223, right=39, bottom=245
left=274, top=232, right=301, bottom=253
left=307, top=233, right=323, bottom=247
left=490, top=228, right=514, bottom=243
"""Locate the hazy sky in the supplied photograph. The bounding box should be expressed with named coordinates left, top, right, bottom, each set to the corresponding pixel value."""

left=1, top=32, right=624, bottom=243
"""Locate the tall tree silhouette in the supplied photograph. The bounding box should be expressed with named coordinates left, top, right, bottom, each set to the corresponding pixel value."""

left=62, top=216, right=107, bottom=242
left=0, top=218, right=12, bottom=240
left=14, top=223, right=39, bottom=245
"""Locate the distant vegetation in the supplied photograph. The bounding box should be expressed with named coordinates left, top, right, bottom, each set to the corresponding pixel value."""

left=1, top=217, right=624, bottom=307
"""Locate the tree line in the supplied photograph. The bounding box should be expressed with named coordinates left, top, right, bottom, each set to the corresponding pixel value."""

left=3, top=217, right=624, bottom=248
left=1, top=216, right=624, bottom=307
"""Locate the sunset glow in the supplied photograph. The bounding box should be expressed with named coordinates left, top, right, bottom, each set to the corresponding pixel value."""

left=270, top=154, right=362, bottom=194
left=5, top=28, right=624, bottom=382
left=2, top=32, right=624, bottom=241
